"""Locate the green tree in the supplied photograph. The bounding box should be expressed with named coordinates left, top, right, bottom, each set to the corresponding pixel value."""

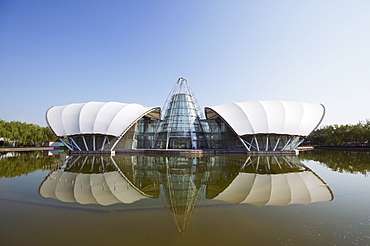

left=307, top=119, right=370, bottom=146
left=0, top=119, right=56, bottom=147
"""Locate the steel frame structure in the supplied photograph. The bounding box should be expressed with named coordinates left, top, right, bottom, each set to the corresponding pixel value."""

left=58, top=134, right=114, bottom=151
left=153, top=78, right=209, bottom=149
left=238, top=134, right=305, bottom=151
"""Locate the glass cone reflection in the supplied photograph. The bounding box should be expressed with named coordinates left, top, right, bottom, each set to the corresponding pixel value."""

left=158, top=157, right=206, bottom=233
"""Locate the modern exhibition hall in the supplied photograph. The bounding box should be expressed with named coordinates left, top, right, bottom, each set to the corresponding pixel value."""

left=46, top=78, right=325, bottom=153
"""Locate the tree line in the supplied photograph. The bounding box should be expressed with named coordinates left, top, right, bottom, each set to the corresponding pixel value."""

left=306, top=119, right=370, bottom=146
left=0, top=119, right=56, bottom=147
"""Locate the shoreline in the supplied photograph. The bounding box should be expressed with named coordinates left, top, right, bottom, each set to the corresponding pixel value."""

left=314, top=146, right=370, bottom=151
left=70, top=149, right=298, bottom=156
left=2, top=146, right=369, bottom=155
left=0, top=147, right=56, bottom=152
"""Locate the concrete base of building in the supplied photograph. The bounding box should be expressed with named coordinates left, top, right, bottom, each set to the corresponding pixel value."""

left=70, top=150, right=116, bottom=156
left=69, top=149, right=298, bottom=156
left=0, top=147, right=55, bottom=152
left=297, top=146, right=314, bottom=151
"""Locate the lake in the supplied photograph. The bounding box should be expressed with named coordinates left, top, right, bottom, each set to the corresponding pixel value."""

left=0, top=150, right=369, bottom=246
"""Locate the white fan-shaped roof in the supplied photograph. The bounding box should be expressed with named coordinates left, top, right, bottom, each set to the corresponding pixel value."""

left=213, top=171, right=333, bottom=206
left=39, top=171, right=152, bottom=206
left=205, top=100, right=325, bottom=136
left=46, top=102, right=160, bottom=137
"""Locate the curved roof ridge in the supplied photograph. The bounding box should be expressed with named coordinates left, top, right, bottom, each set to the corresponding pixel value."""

left=233, top=102, right=256, bottom=135
left=288, top=101, right=304, bottom=135
left=253, top=100, right=270, bottom=134
left=61, top=102, right=85, bottom=136
left=104, top=102, right=131, bottom=135
left=206, top=100, right=324, bottom=137
left=93, top=102, right=127, bottom=134
left=110, top=106, right=161, bottom=150
left=256, top=100, right=271, bottom=134
left=107, top=103, right=152, bottom=136
left=46, top=105, right=67, bottom=137
left=79, top=101, right=107, bottom=134
left=301, top=103, right=326, bottom=136
left=266, top=100, right=286, bottom=134
left=47, top=101, right=160, bottom=137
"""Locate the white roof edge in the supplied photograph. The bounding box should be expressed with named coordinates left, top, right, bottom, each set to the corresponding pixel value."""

left=109, top=106, right=161, bottom=150
left=45, top=106, right=58, bottom=137
left=204, top=106, right=242, bottom=136
left=205, top=100, right=325, bottom=136
left=46, top=102, right=160, bottom=137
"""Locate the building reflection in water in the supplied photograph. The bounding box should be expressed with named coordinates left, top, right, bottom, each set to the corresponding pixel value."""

left=39, top=155, right=333, bottom=232
left=206, top=156, right=333, bottom=206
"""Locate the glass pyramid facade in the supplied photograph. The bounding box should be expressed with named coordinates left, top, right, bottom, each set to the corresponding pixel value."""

left=153, top=78, right=209, bottom=149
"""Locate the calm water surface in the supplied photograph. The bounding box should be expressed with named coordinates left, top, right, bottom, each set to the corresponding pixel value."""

left=0, top=150, right=369, bottom=246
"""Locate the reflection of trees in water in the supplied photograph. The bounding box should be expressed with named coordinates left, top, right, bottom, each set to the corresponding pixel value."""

left=300, top=150, right=370, bottom=176
left=0, top=152, right=60, bottom=178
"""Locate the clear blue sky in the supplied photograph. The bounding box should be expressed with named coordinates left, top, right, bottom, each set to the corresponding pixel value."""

left=1, top=0, right=369, bottom=127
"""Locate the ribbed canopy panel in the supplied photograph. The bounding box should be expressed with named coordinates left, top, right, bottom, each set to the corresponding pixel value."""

left=46, top=102, right=160, bottom=137
left=39, top=171, right=149, bottom=206
left=205, top=100, right=325, bottom=136
left=213, top=171, right=332, bottom=206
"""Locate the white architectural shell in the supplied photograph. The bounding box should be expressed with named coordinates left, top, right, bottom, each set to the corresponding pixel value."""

left=205, top=100, right=325, bottom=137
left=39, top=171, right=151, bottom=206
left=213, top=171, right=333, bottom=206
left=46, top=102, right=160, bottom=137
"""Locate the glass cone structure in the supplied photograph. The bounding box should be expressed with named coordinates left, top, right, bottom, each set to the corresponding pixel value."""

left=154, top=78, right=209, bottom=149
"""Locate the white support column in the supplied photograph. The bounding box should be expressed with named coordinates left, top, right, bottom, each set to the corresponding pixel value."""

left=82, top=136, right=89, bottom=151
left=58, top=138, right=74, bottom=151
left=92, top=135, right=96, bottom=151
left=101, top=136, right=107, bottom=150
left=273, top=136, right=281, bottom=151
left=238, top=136, right=250, bottom=151
left=69, top=137, right=82, bottom=151
left=253, top=135, right=260, bottom=151
left=281, top=136, right=292, bottom=151
left=291, top=138, right=305, bottom=150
